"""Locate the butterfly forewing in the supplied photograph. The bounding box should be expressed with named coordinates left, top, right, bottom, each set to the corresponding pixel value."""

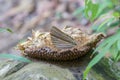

left=50, top=26, right=76, bottom=49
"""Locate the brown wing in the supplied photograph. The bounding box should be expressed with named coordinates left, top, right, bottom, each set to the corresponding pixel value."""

left=50, top=26, right=76, bottom=49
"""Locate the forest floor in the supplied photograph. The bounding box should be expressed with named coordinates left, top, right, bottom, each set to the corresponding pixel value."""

left=0, top=0, right=92, bottom=54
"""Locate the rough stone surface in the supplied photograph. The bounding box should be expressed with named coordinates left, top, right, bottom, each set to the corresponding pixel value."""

left=0, top=59, right=27, bottom=79
left=0, top=59, right=76, bottom=80
left=0, top=57, right=120, bottom=80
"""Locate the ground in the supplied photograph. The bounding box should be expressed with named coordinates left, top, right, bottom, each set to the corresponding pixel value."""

left=0, top=0, right=91, bottom=54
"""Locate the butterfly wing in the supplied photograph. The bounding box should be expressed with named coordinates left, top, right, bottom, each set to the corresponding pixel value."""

left=50, top=26, right=76, bottom=49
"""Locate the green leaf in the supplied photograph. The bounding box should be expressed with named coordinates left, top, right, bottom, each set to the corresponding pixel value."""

left=84, top=44, right=110, bottom=78
left=97, top=17, right=114, bottom=32
left=72, top=7, right=84, bottom=16
left=83, top=49, right=108, bottom=79
left=110, top=41, right=119, bottom=59
left=83, top=0, right=120, bottom=79
left=6, top=28, right=13, bottom=33
left=93, top=35, right=117, bottom=55
left=84, top=30, right=120, bottom=79
left=92, top=14, right=118, bottom=32
left=109, top=19, right=120, bottom=28
left=56, top=12, right=62, bottom=19
left=117, top=39, right=120, bottom=50
left=115, top=51, right=120, bottom=61
left=0, top=28, right=5, bottom=32
left=0, top=28, right=13, bottom=33
left=113, top=12, right=120, bottom=18
left=85, top=0, right=99, bottom=21
left=96, top=3, right=108, bottom=17
left=0, top=54, right=31, bottom=63
left=19, top=39, right=27, bottom=44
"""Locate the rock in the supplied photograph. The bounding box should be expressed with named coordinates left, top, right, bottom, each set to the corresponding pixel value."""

left=0, top=55, right=120, bottom=80
left=0, top=59, right=76, bottom=80
left=0, top=59, right=27, bottom=79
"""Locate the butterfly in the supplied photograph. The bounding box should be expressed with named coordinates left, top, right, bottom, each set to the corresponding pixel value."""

left=50, top=26, right=77, bottom=49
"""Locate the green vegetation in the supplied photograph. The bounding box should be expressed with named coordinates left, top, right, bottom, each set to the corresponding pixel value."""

left=81, top=0, right=120, bottom=79
left=0, top=53, right=31, bottom=63
left=0, top=28, right=13, bottom=33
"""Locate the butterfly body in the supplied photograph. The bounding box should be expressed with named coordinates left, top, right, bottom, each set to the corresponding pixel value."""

left=17, top=26, right=105, bottom=61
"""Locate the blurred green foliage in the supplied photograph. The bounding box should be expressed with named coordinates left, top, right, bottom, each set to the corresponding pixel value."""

left=0, top=53, right=31, bottom=63
left=85, top=0, right=99, bottom=21
left=0, top=28, right=13, bottom=33
left=83, top=0, right=120, bottom=79
left=0, top=28, right=31, bottom=62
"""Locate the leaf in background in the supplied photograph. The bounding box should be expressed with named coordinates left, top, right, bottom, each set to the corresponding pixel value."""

left=110, top=41, right=119, bottom=59
left=85, top=0, right=99, bottom=21
left=97, top=17, right=114, bottom=32
left=6, top=28, right=13, bottom=33
left=0, top=54, right=31, bottom=63
left=84, top=37, right=114, bottom=78
left=98, top=0, right=114, bottom=15
left=0, top=28, right=13, bottom=33
left=92, top=12, right=116, bottom=32
left=94, top=30, right=120, bottom=54
left=0, top=28, right=6, bottom=32
left=84, top=34, right=114, bottom=76
left=115, top=51, right=120, bottom=61
left=93, top=35, right=116, bottom=55
left=72, top=7, right=84, bottom=16
left=83, top=49, right=108, bottom=79
left=117, top=40, right=120, bottom=50
left=84, top=29, right=120, bottom=79
left=96, top=2, right=108, bottom=17
left=113, top=12, right=120, bottom=18
left=84, top=0, right=120, bottom=79
left=95, top=17, right=118, bottom=33
left=19, top=39, right=27, bottom=44
left=56, top=12, right=62, bottom=19
left=109, top=20, right=120, bottom=28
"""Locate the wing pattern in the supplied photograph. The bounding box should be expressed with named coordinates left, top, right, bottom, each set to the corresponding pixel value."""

left=50, top=26, right=76, bottom=49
